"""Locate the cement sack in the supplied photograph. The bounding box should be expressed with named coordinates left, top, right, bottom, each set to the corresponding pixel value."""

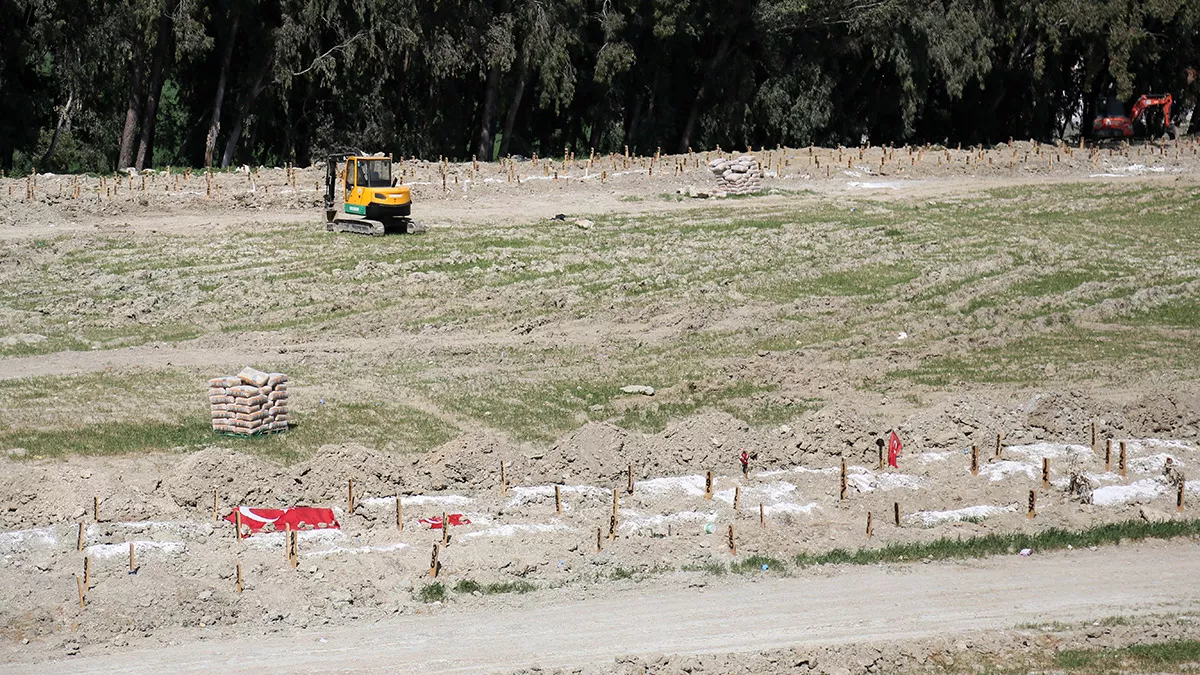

left=208, top=376, right=241, bottom=388
left=228, top=385, right=260, bottom=398
left=238, top=367, right=270, bottom=387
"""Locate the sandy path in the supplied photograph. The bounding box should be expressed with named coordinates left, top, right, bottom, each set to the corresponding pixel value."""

left=10, top=541, right=1197, bottom=674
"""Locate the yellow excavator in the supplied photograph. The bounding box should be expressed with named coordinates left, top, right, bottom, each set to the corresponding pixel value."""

left=323, top=153, right=425, bottom=235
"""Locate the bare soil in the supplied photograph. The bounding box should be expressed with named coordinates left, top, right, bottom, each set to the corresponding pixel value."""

left=1, top=140, right=1199, bottom=671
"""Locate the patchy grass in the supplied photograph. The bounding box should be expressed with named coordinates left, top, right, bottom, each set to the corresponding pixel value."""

left=762, top=262, right=918, bottom=302
left=0, top=370, right=456, bottom=460
left=731, top=555, right=788, bottom=574
left=1055, top=640, right=1200, bottom=672
left=794, top=519, right=1200, bottom=567
left=681, top=560, right=728, bottom=576
left=483, top=580, right=536, bottom=594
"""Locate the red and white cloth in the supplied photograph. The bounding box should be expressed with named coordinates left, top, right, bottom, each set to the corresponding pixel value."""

left=223, top=506, right=340, bottom=536
left=418, top=514, right=471, bottom=529
left=887, top=430, right=903, bottom=468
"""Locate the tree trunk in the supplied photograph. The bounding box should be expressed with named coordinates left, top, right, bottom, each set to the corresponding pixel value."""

left=679, top=27, right=735, bottom=154
left=475, top=60, right=503, bottom=161
left=205, top=12, right=240, bottom=168
left=40, top=91, right=74, bottom=168
left=117, top=36, right=146, bottom=169
left=220, top=51, right=272, bottom=168
left=497, top=52, right=529, bottom=158
left=134, top=0, right=180, bottom=171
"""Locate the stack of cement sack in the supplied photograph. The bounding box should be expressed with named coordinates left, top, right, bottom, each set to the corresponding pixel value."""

left=707, top=155, right=763, bottom=195
left=209, top=367, right=289, bottom=435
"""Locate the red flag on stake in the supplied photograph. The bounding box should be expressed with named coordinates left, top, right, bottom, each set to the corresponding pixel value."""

left=887, top=430, right=902, bottom=468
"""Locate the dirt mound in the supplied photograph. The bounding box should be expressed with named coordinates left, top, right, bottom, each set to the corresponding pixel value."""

left=164, top=446, right=282, bottom=509
left=288, top=443, right=416, bottom=504
left=792, top=405, right=883, bottom=464
left=1123, top=392, right=1200, bottom=437
left=1024, top=391, right=1124, bottom=440
left=414, top=431, right=524, bottom=491
left=545, top=421, right=632, bottom=484
left=898, top=396, right=1020, bottom=450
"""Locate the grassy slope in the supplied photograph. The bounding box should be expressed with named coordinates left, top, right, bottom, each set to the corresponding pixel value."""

left=1, top=182, right=1198, bottom=457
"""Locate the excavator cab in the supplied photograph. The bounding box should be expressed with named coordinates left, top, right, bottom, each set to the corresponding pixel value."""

left=323, top=153, right=425, bottom=235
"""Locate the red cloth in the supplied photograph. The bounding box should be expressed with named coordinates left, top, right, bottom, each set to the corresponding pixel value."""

left=419, top=514, right=471, bottom=529
left=738, top=450, right=749, bottom=467
left=223, top=507, right=339, bottom=537
left=887, top=431, right=902, bottom=468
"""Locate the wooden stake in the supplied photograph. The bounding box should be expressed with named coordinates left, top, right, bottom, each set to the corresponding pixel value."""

left=290, top=531, right=298, bottom=568
left=1042, top=458, right=1050, bottom=489
left=1105, top=439, right=1112, bottom=472
left=995, top=433, right=1002, bottom=459
left=840, top=459, right=847, bottom=500
left=235, top=510, right=243, bottom=540
left=84, top=556, right=91, bottom=590
left=77, top=522, right=84, bottom=552
left=1028, top=490, right=1036, bottom=519
left=893, top=502, right=901, bottom=527
left=213, top=488, right=219, bottom=521
left=1119, top=441, right=1127, bottom=478
left=759, top=503, right=765, bottom=529
left=971, top=445, right=979, bottom=475
left=236, top=560, right=243, bottom=593
left=347, top=478, right=355, bottom=513
left=728, top=524, right=736, bottom=555
left=733, top=486, right=741, bottom=510
left=1091, top=421, right=1097, bottom=454
left=1179, top=482, right=1186, bottom=512
left=554, top=485, right=562, bottom=514
left=429, top=543, right=440, bottom=578
left=608, top=513, right=617, bottom=541
left=596, top=527, right=602, bottom=552
left=877, top=441, right=884, bottom=470
left=396, top=496, right=403, bottom=532
left=129, top=542, right=136, bottom=574
left=284, top=524, right=292, bottom=562
left=93, top=496, right=99, bottom=523
left=76, top=575, right=85, bottom=609
left=500, top=460, right=507, bottom=495
left=441, top=511, right=449, bottom=547
left=866, top=512, right=873, bottom=538
left=705, top=471, right=713, bottom=500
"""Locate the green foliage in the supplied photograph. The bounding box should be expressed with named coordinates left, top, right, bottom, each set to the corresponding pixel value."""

left=793, top=518, right=1200, bottom=567
left=417, top=582, right=446, bottom=603
left=5, top=0, right=1200, bottom=171
left=452, top=579, right=482, bottom=594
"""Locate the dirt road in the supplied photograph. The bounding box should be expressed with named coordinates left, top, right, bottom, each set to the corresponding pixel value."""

left=9, top=541, right=1197, bottom=674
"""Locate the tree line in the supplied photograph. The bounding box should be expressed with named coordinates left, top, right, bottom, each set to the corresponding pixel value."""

left=2, top=0, right=1197, bottom=173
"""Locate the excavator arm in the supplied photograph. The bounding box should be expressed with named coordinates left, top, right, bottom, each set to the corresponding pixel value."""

left=1131, top=94, right=1173, bottom=129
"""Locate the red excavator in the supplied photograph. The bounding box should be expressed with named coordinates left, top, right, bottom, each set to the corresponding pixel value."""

left=1093, top=93, right=1176, bottom=139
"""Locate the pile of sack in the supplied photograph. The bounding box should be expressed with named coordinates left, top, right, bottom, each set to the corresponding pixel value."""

left=707, top=155, right=763, bottom=195
left=209, top=367, right=289, bottom=435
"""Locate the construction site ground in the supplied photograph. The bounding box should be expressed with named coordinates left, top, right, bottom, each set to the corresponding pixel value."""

left=2, top=140, right=1200, bottom=673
